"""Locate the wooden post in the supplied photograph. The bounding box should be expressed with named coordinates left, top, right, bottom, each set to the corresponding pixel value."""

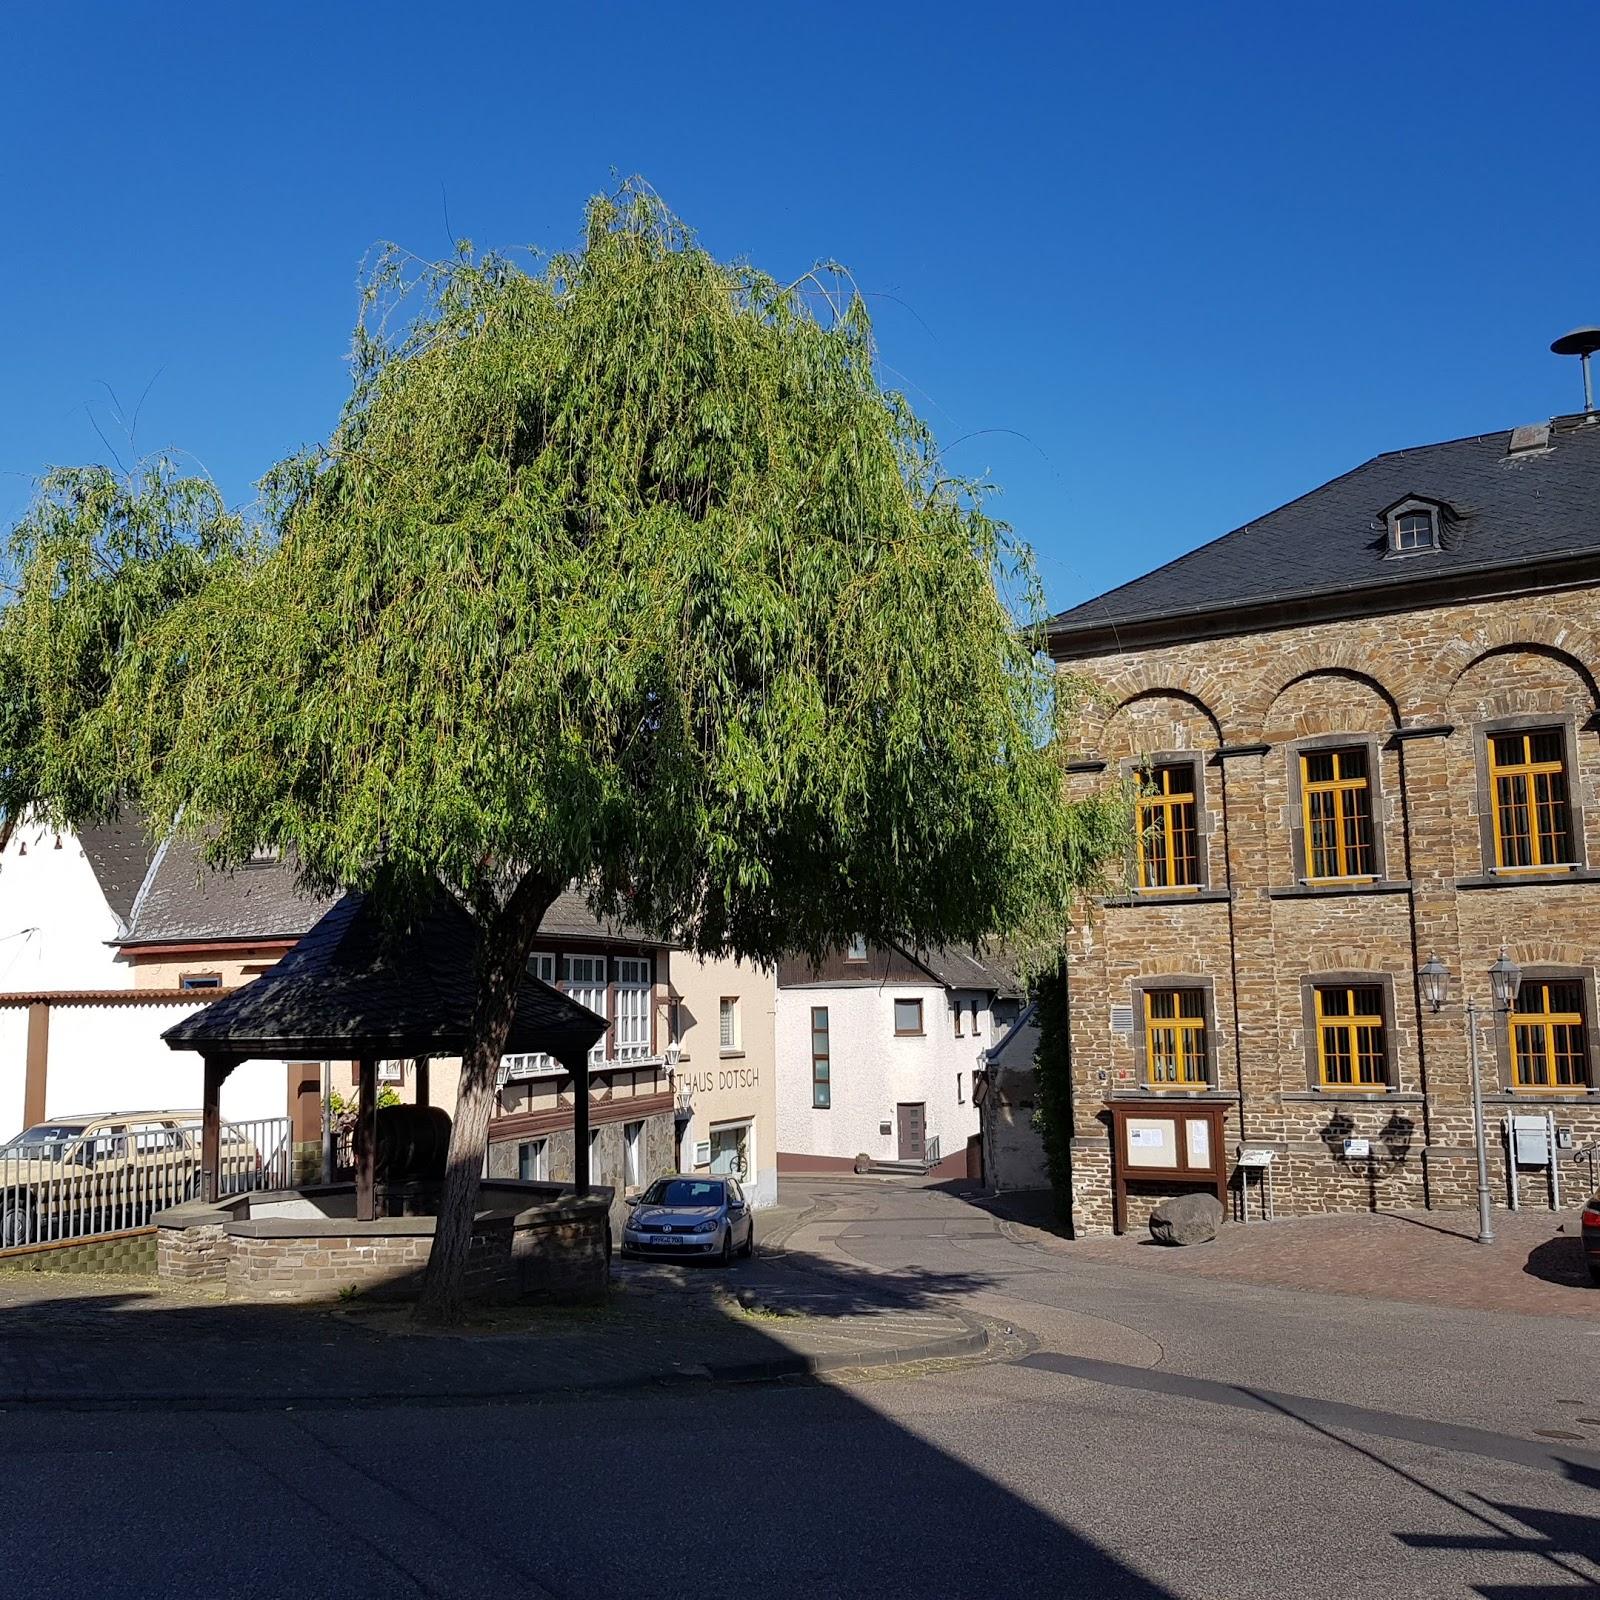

left=23, top=1003, right=49, bottom=1131
left=567, top=1050, right=591, bottom=1194
left=355, top=1056, right=379, bottom=1222
left=414, top=1055, right=430, bottom=1108
left=200, top=1056, right=233, bottom=1203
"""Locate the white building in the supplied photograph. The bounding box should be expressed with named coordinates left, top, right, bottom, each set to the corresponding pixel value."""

left=0, top=818, right=314, bottom=1139
left=775, top=943, right=1022, bottom=1176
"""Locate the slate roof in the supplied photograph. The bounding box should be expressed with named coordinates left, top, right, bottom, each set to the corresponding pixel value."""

left=121, top=835, right=332, bottom=947
left=1049, top=413, right=1600, bottom=650
left=75, top=819, right=161, bottom=931
left=907, top=945, right=1025, bottom=999
left=163, top=883, right=607, bottom=1061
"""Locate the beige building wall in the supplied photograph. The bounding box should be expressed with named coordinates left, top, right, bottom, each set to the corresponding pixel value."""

left=128, top=946, right=294, bottom=990
left=667, top=952, right=778, bottom=1207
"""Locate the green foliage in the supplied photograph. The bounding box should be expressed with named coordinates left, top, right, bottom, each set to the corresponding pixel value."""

left=1032, top=957, right=1076, bottom=1229
left=0, top=461, right=251, bottom=830
left=328, top=1085, right=402, bottom=1121
left=97, top=184, right=1123, bottom=960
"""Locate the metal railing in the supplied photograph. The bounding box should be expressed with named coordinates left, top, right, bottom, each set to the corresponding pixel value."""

left=0, top=1116, right=292, bottom=1250
left=924, top=1135, right=941, bottom=1168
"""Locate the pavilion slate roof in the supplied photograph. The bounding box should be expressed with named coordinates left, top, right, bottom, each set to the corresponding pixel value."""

left=163, top=883, right=607, bottom=1062
left=1049, top=413, right=1600, bottom=650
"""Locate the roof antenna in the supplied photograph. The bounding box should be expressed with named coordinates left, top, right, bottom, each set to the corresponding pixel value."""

left=1550, top=326, right=1600, bottom=415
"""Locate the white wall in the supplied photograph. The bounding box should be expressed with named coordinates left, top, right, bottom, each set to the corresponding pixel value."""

left=37, top=1004, right=287, bottom=1130
left=0, top=822, right=131, bottom=994
left=776, top=982, right=991, bottom=1165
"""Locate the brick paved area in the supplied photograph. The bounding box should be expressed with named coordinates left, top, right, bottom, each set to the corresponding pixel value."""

left=1026, top=1204, right=1599, bottom=1320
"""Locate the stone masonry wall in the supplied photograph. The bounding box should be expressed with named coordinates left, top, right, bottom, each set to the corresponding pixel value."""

left=1060, top=584, right=1600, bottom=1233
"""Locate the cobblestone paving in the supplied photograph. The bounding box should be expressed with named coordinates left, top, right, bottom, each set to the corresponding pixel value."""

left=0, top=1230, right=983, bottom=1407
left=1019, top=1203, right=1599, bottom=1320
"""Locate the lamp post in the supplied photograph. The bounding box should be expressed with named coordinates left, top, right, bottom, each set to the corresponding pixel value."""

left=1419, top=949, right=1521, bottom=1245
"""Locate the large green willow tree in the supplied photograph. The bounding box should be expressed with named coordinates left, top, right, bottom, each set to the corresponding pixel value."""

left=2, top=185, right=1125, bottom=1317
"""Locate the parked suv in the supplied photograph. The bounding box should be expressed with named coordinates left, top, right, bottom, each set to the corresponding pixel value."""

left=0, top=1110, right=258, bottom=1247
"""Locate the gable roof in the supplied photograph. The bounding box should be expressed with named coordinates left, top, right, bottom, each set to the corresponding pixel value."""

left=120, top=835, right=332, bottom=947
left=777, top=942, right=1023, bottom=998
left=1049, top=414, right=1600, bottom=656
left=163, top=884, right=607, bottom=1062
left=907, top=945, right=1024, bottom=999
left=75, top=819, right=161, bottom=931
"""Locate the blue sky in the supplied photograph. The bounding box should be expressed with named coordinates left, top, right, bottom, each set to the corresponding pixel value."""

left=3, top=2, right=1596, bottom=613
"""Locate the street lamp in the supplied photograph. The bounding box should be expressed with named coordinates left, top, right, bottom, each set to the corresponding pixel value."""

left=1418, top=949, right=1522, bottom=1245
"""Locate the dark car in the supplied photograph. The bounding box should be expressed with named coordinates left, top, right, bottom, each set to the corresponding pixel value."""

left=1583, top=1195, right=1600, bottom=1283
left=621, top=1174, right=754, bottom=1265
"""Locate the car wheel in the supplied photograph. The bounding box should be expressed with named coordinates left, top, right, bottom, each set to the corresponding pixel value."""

left=741, top=1220, right=755, bottom=1259
left=1, top=1202, right=28, bottom=1248
left=720, top=1228, right=733, bottom=1267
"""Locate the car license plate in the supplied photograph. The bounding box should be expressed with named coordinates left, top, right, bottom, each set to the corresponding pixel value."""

left=649, top=1234, right=680, bottom=1244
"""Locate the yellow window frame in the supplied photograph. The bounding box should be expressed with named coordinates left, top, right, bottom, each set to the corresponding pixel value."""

left=1136, top=763, right=1200, bottom=892
left=1300, top=748, right=1375, bottom=882
left=1488, top=729, right=1573, bottom=872
left=1509, top=980, right=1589, bottom=1091
left=1314, top=986, right=1388, bottom=1088
left=1143, top=990, right=1208, bottom=1088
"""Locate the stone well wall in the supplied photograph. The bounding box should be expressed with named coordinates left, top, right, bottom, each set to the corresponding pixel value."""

left=155, top=1181, right=611, bottom=1303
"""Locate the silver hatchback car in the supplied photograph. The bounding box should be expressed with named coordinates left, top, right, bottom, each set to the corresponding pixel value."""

left=621, top=1174, right=755, bottom=1265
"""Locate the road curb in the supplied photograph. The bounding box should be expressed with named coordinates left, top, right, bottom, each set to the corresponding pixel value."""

left=0, top=1319, right=991, bottom=1414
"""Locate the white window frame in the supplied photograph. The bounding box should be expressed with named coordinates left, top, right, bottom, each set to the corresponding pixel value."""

left=377, top=1060, right=405, bottom=1084
left=846, top=935, right=868, bottom=962
left=518, top=1138, right=548, bottom=1182
left=615, top=957, right=652, bottom=1061
left=528, top=952, right=556, bottom=985
left=623, top=1119, right=643, bottom=1189
left=708, top=1118, right=752, bottom=1181
left=564, top=955, right=609, bottom=1062
left=719, top=996, right=740, bottom=1052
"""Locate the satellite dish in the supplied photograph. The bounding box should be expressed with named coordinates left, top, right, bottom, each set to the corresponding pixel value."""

left=1551, top=326, right=1600, bottom=413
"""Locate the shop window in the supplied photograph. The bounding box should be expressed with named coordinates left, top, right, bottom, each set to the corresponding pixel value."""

left=1137, top=762, right=1200, bottom=890
left=1301, top=747, right=1375, bottom=880
left=1509, top=980, right=1591, bottom=1090
left=1314, top=985, right=1389, bottom=1088
left=1143, top=989, right=1208, bottom=1087
left=1488, top=729, right=1575, bottom=871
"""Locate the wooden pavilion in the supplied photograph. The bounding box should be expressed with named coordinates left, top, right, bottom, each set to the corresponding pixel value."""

left=163, top=883, right=607, bottom=1221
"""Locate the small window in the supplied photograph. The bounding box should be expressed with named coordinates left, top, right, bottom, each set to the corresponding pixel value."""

left=846, top=936, right=868, bottom=963
left=1137, top=762, right=1200, bottom=890
left=377, top=1060, right=405, bottom=1084
left=527, top=952, right=556, bottom=984
left=1391, top=510, right=1437, bottom=552
left=719, top=997, right=740, bottom=1051
left=1301, top=747, right=1375, bottom=880
left=1489, top=729, right=1575, bottom=870
left=623, top=1120, right=643, bottom=1188
left=1144, top=990, right=1208, bottom=1087
left=811, top=1006, right=831, bottom=1108
left=179, top=973, right=222, bottom=991
left=667, top=996, right=684, bottom=1047
left=249, top=844, right=281, bottom=864
left=955, top=1072, right=964, bottom=1105
left=1510, top=981, right=1590, bottom=1090
left=1315, top=985, right=1389, bottom=1088
left=953, top=1001, right=964, bottom=1037
left=588, top=1127, right=604, bottom=1181
left=518, top=1138, right=548, bottom=1181
left=893, top=997, right=924, bottom=1036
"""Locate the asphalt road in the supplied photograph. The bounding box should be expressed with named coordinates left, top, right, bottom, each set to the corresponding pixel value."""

left=2, top=1181, right=1596, bottom=1598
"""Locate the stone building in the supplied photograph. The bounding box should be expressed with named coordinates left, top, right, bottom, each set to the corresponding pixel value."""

left=1049, top=410, right=1600, bottom=1233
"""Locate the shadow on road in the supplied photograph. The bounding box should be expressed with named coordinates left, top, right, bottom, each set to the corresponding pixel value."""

left=0, top=1249, right=1180, bottom=1599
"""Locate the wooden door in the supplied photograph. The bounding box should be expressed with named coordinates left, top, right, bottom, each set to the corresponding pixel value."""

left=896, top=1102, right=926, bottom=1163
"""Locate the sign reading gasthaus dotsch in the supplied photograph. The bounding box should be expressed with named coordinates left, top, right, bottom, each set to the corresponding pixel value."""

left=1106, top=1101, right=1229, bottom=1235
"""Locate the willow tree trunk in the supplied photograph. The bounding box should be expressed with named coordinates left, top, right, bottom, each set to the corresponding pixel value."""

left=416, top=872, right=560, bottom=1323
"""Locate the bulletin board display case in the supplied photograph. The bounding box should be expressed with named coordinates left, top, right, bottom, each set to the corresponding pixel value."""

left=1106, top=1101, right=1229, bottom=1235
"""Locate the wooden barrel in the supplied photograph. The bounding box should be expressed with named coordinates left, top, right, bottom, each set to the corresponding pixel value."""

left=373, top=1105, right=453, bottom=1183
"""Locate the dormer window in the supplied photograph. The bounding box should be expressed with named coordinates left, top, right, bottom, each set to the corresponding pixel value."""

left=1393, top=510, right=1436, bottom=551
left=1382, top=497, right=1445, bottom=556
